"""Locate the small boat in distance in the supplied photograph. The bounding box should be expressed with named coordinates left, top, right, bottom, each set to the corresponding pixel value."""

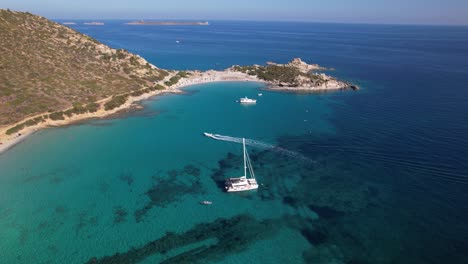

left=240, top=97, right=257, bottom=104
left=258, top=93, right=263, bottom=96
left=200, top=200, right=213, bottom=205
left=204, top=132, right=215, bottom=138
left=225, top=138, right=259, bottom=192
left=203, top=132, right=228, bottom=141
left=176, top=40, right=180, bottom=44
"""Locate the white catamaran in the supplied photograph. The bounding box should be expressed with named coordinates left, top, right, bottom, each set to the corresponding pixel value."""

left=224, top=137, right=259, bottom=192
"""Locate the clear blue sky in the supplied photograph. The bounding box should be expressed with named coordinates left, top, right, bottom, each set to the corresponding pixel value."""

left=2, top=0, right=468, bottom=25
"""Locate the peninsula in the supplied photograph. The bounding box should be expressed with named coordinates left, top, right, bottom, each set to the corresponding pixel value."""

left=0, top=9, right=356, bottom=153
left=125, top=20, right=209, bottom=26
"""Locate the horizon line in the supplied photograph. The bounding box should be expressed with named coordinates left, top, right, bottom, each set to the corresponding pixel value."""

left=3, top=9, right=467, bottom=27
left=51, top=17, right=468, bottom=27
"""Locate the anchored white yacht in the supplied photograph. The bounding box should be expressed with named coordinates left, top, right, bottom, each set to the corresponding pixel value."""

left=240, top=97, right=257, bottom=104
left=225, top=138, right=258, bottom=192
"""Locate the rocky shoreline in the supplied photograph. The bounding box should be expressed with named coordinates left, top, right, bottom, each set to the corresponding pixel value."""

left=229, top=58, right=358, bottom=92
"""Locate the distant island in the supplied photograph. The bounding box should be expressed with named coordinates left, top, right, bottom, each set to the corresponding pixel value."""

left=125, top=20, right=209, bottom=26
left=62, top=22, right=76, bottom=25
left=0, top=9, right=356, bottom=153
left=83, top=21, right=104, bottom=25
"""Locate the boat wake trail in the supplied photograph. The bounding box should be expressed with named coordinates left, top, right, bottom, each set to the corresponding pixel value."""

left=204, top=133, right=313, bottom=163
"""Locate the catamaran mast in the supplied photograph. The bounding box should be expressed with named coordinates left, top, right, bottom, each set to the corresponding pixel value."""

left=243, top=138, right=247, bottom=178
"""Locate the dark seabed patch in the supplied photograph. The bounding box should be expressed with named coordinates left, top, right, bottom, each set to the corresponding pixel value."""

left=183, top=164, right=201, bottom=177
left=99, top=182, right=110, bottom=193
left=55, top=206, right=66, bottom=214
left=19, top=227, right=29, bottom=245
left=300, top=228, right=327, bottom=246
left=49, top=176, right=63, bottom=184
left=22, top=167, right=78, bottom=184
left=75, top=211, right=99, bottom=236
left=134, top=165, right=204, bottom=222
left=210, top=152, right=244, bottom=191
left=308, top=204, right=345, bottom=220
left=113, top=206, right=128, bottom=224
left=135, top=109, right=162, bottom=119
left=210, top=135, right=387, bottom=263
left=85, top=214, right=280, bottom=264
left=119, top=172, right=134, bottom=186
left=87, top=121, right=114, bottom=127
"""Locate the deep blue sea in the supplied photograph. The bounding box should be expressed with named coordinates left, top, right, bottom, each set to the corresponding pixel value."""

left=1, top=20, right=468, bottom=263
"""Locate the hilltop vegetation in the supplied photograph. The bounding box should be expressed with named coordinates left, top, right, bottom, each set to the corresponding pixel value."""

left=233, top=65, right=309, bottom=87
left=231, top=58, right=353, bottom=90
left=0, top=9, right=168, bottom=126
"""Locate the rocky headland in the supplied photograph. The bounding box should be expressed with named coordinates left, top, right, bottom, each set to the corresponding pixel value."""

left=230, top=58, right=358, bottom=92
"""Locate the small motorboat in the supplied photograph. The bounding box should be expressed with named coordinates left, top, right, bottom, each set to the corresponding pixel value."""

left=200, top=200, right=213, bottom=205
left=258, top=93, right=263, bottom=96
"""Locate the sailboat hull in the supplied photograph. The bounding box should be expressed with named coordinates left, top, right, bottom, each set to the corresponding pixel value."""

left=225, top=178, right=258, bottom=192
left=221, top=137, right=259, bottom=193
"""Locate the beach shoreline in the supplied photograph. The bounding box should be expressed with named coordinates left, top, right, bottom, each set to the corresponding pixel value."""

left=0, top=86, right=180, bottom=154
left=0, top=66, right=350, bottom=154
left=0, top=70, right=257, bottom=154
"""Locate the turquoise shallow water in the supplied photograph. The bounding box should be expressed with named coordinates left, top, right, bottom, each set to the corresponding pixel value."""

left=2, top=21, right=468, bottom=263
left=0, top=82, right=337, bottom=263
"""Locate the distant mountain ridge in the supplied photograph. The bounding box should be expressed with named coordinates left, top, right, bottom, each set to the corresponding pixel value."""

left=0, top=9, right=168, bottom=126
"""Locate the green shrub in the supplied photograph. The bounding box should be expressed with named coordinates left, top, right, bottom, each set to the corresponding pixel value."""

left=64, top=109, right=74, bottom=117
left=123, top=66, right=131, bottom=74
left=33, top=116, right=45, bottom=123
left=131, top=90, right=145, bottom=97
left=146, top=75, right=162, bottom=82
left=104, top=95, right=128, bottom=110
left=6, top=124, right=25, bottom=135
left=85, top=102, right=100, bottom=113
left=176, top=71, right=190, bottom=78
left=164, top=76, right=181, bottom=87
left=101, top=53, right=111, bottom=61
left=116, top=49, right=127, bottom=59
left=154, top=84, right=165, bottom=90
left=20, top=117, right=44, bottom=127
left=158, top=69, right=169, bottom=79
left=49, top=111, right=65, bottom=120
left=129, top=56, right=139, bottom=66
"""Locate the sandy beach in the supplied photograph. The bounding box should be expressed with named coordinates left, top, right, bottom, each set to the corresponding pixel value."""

left=0, top=68, right=348, bottom=154
left=171, top=70, right=263, bottom=89
left=0, top=70, right=254, bottom=154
